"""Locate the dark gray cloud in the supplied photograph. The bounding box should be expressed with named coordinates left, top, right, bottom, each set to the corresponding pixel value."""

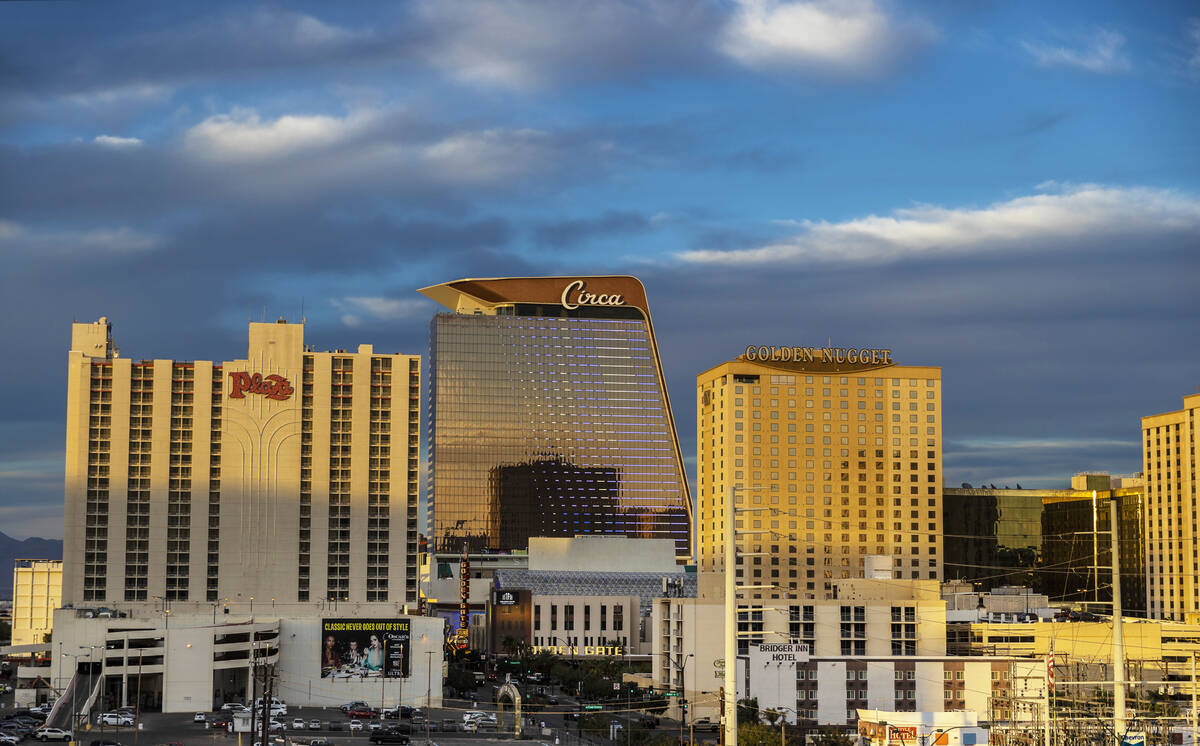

left=532, top=211, right=656, bottom=248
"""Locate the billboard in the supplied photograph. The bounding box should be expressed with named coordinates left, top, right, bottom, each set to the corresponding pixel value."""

left=321, top=619, right=410, bottom=679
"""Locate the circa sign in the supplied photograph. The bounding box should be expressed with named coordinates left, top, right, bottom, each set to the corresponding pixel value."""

left=744, top=345, right=892, bottom=365
left=228, top=372, right=293, bottom=401
left=561, top=280, right=626, bottom=310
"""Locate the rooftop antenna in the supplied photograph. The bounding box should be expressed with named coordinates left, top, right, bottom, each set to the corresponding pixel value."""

left=300, top=297, right=305, bottom=324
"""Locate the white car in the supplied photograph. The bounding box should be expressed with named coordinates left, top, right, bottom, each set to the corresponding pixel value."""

left=98, top=712, right=134, bottom=726
left=348, top=720, right=363, bottom=732
left=310, top=719, right=323, bottom=730
left=194, top=713, right=207, bottom=723
left=462, top=711, right=487, bottom=722
left=33, top=729, right=73, bottom=742
left=269, top=719, right=284, bottom=731
left=292, top=718, right=306, bottom=729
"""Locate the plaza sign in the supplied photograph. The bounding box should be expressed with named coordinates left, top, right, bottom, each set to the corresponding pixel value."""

left=228, top=372, right=293, bottom=401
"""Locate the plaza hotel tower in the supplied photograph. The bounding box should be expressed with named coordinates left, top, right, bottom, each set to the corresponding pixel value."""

left=62, top=317, right=421, bottom=610
left=696, top=346, right=943, bottom=602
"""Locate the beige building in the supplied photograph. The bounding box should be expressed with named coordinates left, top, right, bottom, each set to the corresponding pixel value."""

left=1142, top=388, right=1200, bottom=620
left=11, top=559, right=62, bottom=645
left=649, top=573, right=1037, bottom=730
left=63, top=317, right=421, bottom=608
left=696, top=348, right=942, bottom=601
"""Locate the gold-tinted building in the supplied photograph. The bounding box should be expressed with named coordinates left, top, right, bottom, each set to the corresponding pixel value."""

left=420, top=276, right=692, bottom=557
left=1142, top=388, right=1200, bottom=620
left=11, top=559, right=62, bottom=645
left=696, top=347, right=942, bottom=600
left=63, top=318, right=420, bottom=608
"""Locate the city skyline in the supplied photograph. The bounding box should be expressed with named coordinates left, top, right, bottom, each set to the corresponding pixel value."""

left=1, top=1, right=1198, bottom=539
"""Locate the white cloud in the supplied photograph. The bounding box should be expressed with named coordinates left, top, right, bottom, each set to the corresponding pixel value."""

left=0, top=221, right=160, bottom=256
left=422, top=128, right=554, bottom=183
left=183, top=108, right=379, bottom=162
left=677, top=184, right=1200, bottom=266
left=1188, top=18, right=1200, bottom=76
left=94, top=134, right=143, bottom=148
left=332, top=296, right=433, bottom=327
left=720, top=0, right=936, bottom=75
left=1022, top=28, right=1131, bottom=74
left=413, top=0, right=715, bottom=90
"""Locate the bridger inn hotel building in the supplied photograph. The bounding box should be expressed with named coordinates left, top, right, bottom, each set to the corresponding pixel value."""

left=52, top=317, right=442, bottom=714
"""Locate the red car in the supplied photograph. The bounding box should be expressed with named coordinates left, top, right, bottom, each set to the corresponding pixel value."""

left=347, top=708, right=376, bottom=719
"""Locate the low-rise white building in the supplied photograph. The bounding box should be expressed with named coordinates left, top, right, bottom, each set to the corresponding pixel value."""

left=50, top=606, right=443, bottom=714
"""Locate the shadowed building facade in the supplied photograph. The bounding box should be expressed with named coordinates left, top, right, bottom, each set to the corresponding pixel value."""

left=421, top=276, right=692, bottom=557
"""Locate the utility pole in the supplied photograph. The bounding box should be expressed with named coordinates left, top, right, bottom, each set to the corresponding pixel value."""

left=1191, top=653, right=1196, bottom=746
left=259, top=661, right=272, bottom=746
left=1110, top=497, right=1126, bottom=740
left=724, top=485, right=737, bottom=746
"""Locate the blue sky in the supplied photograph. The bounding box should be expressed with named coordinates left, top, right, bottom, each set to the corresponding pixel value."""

left=1, top=0, right=1198, bottom=539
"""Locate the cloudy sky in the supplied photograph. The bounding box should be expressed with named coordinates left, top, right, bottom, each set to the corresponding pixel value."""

left=1, top=1, right=1197, bottom=540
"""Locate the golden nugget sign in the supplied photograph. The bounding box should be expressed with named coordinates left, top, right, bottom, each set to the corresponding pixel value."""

left=561, top=280, right=625, bottom=310
left=530, top=644, right=626, bottom=657
left=744, top=345, right=892, bottom=365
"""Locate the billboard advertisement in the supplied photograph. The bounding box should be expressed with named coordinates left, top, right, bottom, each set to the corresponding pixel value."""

left=320, top=619, right=410, bottom=679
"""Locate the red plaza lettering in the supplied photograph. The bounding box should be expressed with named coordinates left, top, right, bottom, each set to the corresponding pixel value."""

left=228, top=371, right=293, bottom=401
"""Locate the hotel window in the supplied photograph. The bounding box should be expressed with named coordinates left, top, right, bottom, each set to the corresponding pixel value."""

left=601, top=605, right=607, bottom=631
left=564, top=605, right=575, bottom=631
left=534, top=605, right=541, bottom=631
left=613, top=604, right=624, bottom=631
left=551, top=605, right=558, bottom=630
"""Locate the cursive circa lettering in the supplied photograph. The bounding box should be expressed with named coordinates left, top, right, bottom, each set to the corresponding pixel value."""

left=228, top=371, right=294, bottom=401
left=561, top=280, right=625, bottom=310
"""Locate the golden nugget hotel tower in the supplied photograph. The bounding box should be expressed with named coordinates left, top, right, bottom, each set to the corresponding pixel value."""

left=63, top=317, right=421, bottom=608
left=420, top=276, right=692, bottom=557
left=696, top=346, right=942, bottom=601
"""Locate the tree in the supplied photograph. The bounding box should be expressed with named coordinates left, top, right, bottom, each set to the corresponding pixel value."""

left=808, top=728, right=857, bottom=746
left=737, top=697, right=760, bottom=725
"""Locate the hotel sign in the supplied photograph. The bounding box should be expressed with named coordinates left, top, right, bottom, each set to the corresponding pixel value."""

left=228, top=371, right=294, bottom=401
left=561, top=280, right=626, bottom=310
left=744, top=346, right=892, bottom=365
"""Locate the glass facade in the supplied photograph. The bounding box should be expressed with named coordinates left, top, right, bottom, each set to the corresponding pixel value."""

left=429, top=305, right=690, bottom=555
left=943, top=490, right=1042, bottom=591
left=1042, top=492, right=1146, bottom=616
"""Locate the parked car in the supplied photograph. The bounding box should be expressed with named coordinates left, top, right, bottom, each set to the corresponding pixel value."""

left=33, top=728, right=73, bottom=742
left=339, top=701, right=370, bottom=713
left=88, top=740, right=122, bottom=746
left=347, top=708, right=375, bottom=719
left=98, top=712, right=134, bottom=727
left=0, top=734, right=19, bottom=745
left=348, top=720, right=364, bottom=732
left=193, top=713, right=207, bottom=723
left=369, top=728, right=411, bottom=744
left=309, top=719, right=323, bottom=730
left=292, top=718, right=307, bottom=729
left=309, top=740, right=332, bottom=746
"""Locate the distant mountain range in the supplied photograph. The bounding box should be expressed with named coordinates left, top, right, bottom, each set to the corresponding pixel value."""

left=0, top=530, right=63, bottom=600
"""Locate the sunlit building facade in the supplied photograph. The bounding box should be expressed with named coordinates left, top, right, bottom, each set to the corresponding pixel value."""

left=421, top=276, right=691, bottom=557
left=11, top=559, right=62, bottom=646
left=696, top=348, right=942, bottom=601
left=63, top=317, right=421, bottom=608
left=1143, top=388, right=1200, bottom=620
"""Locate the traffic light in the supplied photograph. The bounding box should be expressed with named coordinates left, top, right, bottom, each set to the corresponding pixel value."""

left=681, top=699, right=689, bottom=713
